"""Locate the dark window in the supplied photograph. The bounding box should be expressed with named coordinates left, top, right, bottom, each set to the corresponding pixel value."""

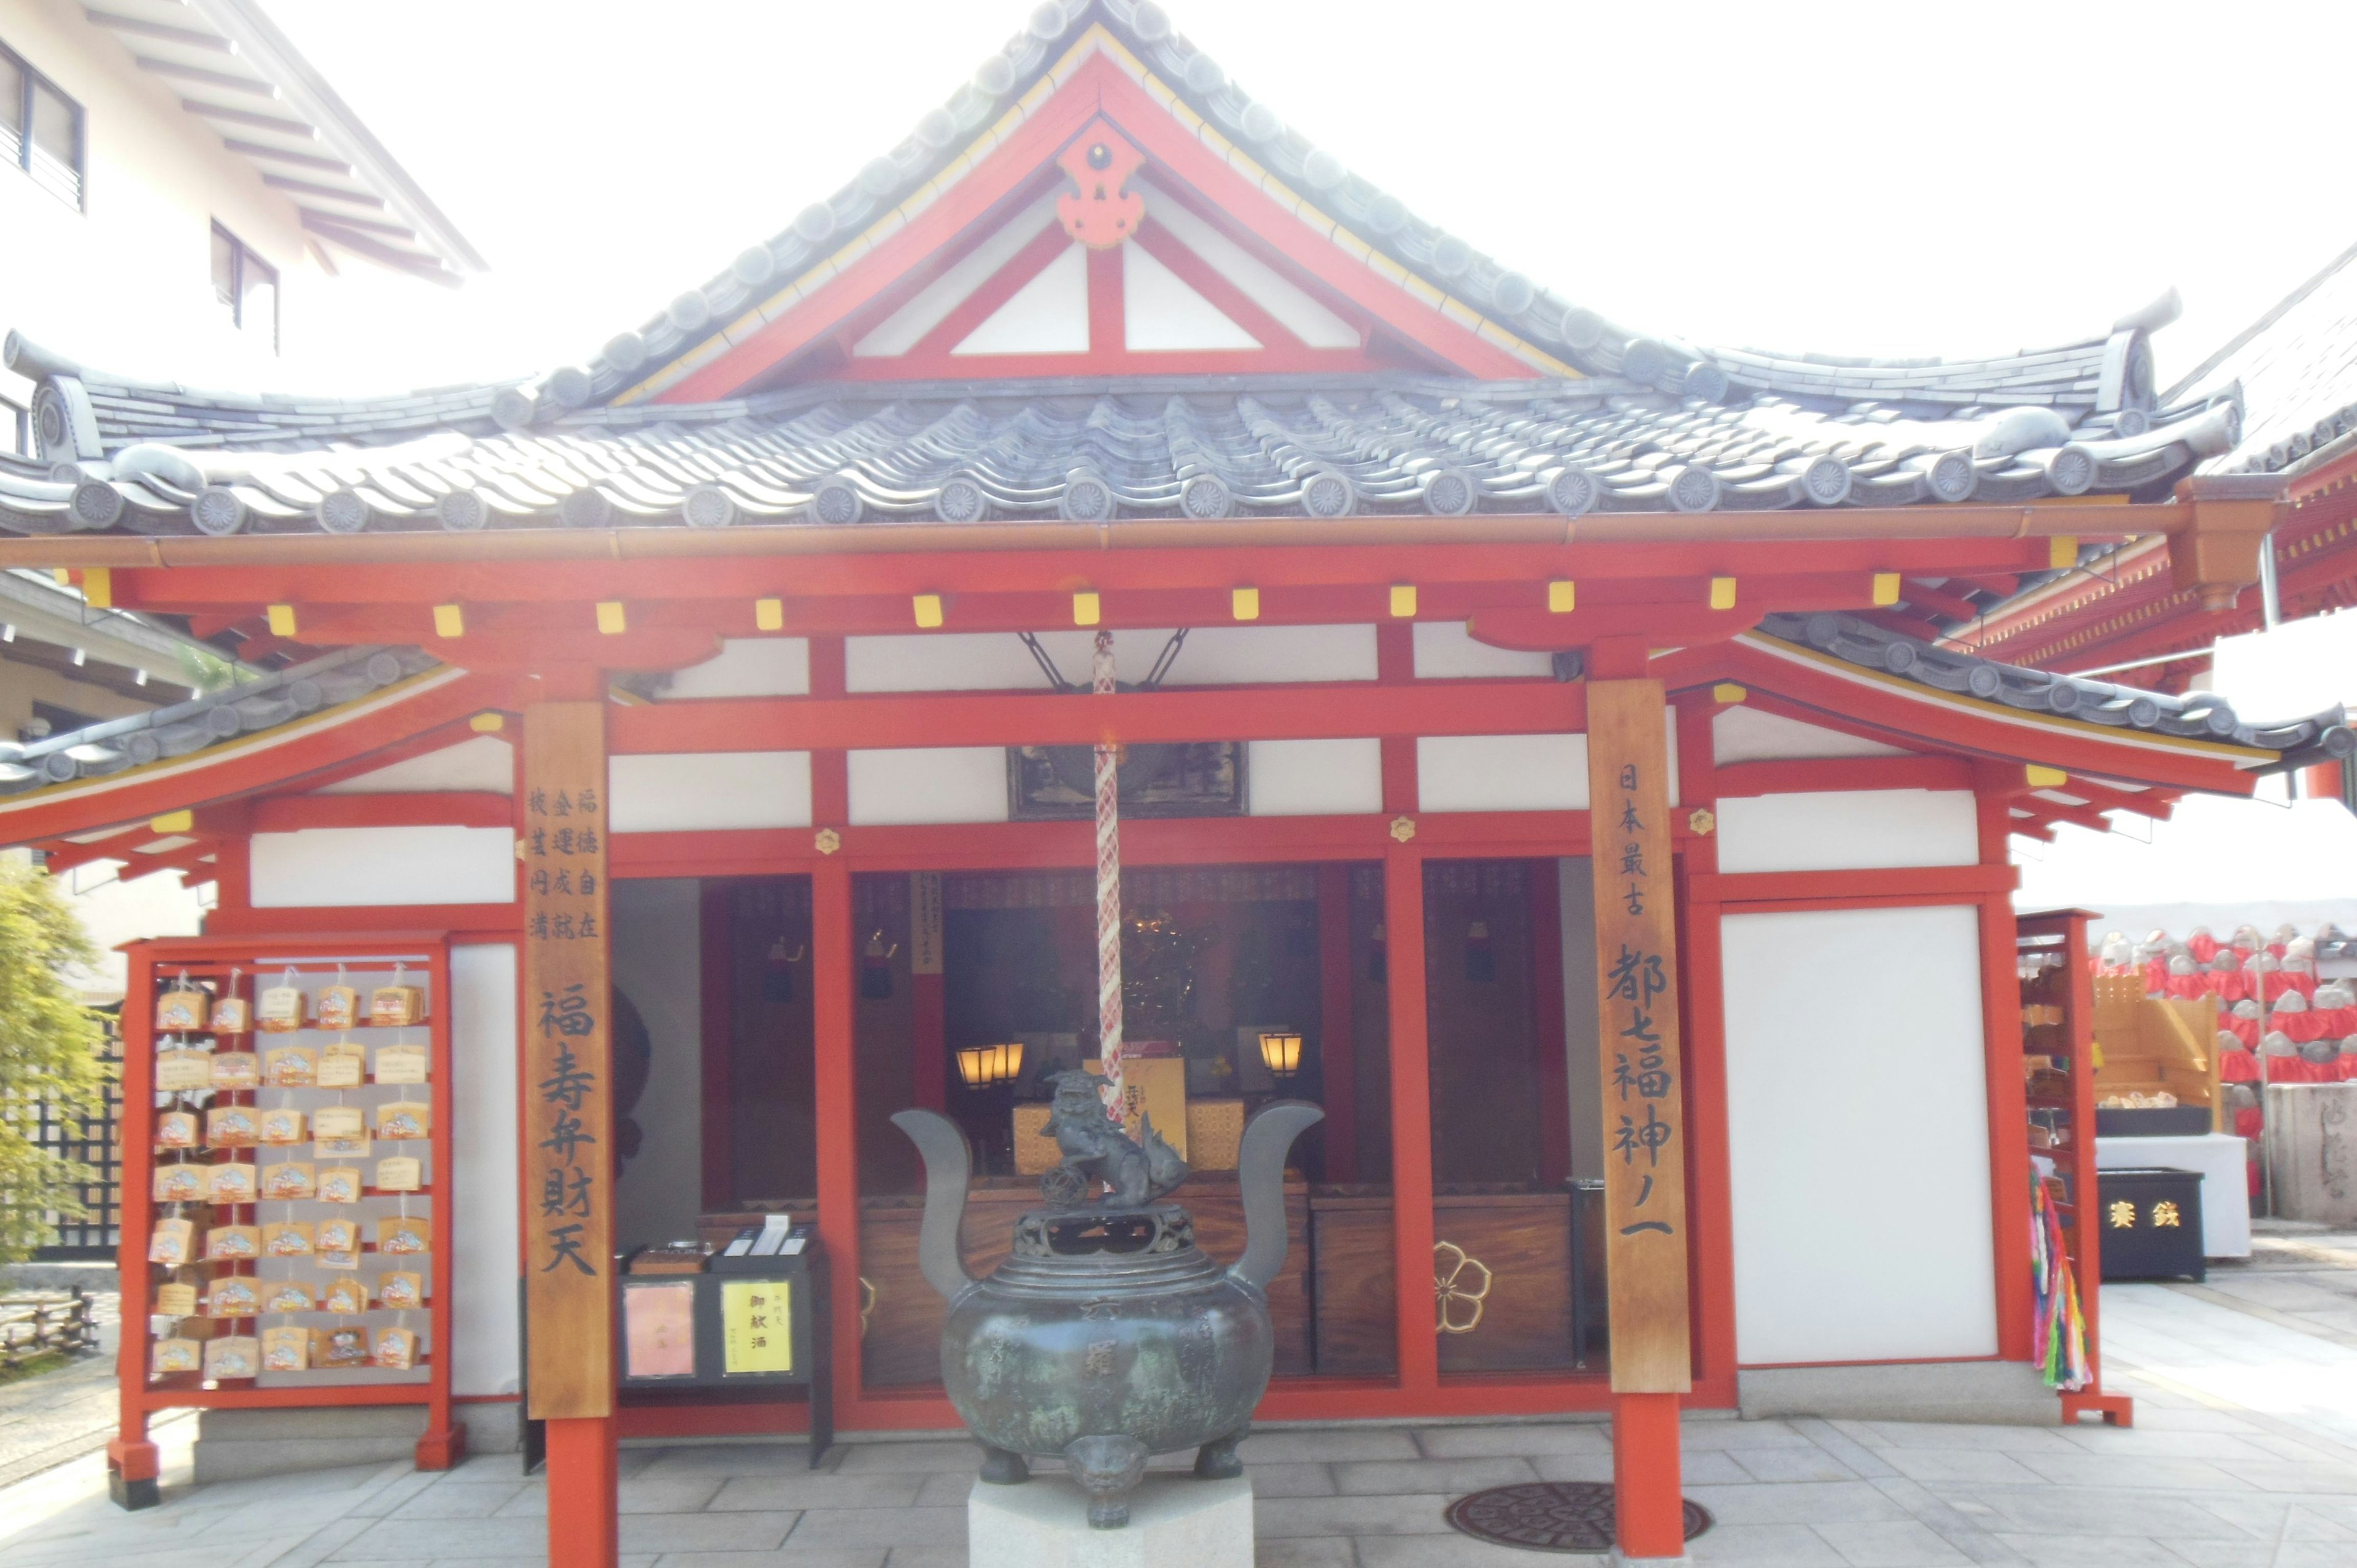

left=0, top=40, right=83, bottom=210
left=1, top=395, right=25, bottom=457
left=211, top=222, right=278, bottom=352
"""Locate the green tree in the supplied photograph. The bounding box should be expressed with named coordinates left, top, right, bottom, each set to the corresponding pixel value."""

left=0, top=858, right=106, bottom=1262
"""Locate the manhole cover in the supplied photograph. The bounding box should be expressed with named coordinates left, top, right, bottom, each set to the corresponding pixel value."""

left=1444, top=1481, right=1713, bottom=1554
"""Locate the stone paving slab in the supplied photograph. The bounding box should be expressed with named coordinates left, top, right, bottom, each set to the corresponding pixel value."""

left=7, top=1284, right=2357, bottom=1565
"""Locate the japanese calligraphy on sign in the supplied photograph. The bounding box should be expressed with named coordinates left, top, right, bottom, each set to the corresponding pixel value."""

left=722, top=1280, right=795, bottom=1374
left=1584, top=681, right=1692, bottom=1394
left=522, top=701, right=613, bottom=1419
left=910, top=871, right=943, bottom=976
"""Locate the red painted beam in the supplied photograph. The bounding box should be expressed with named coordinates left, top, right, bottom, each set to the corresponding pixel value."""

left=608, top=679, right=1587, bottom=754
left=1712, top=755, right=1969, bottom=797
left=251, top=792, right=514, bottom=832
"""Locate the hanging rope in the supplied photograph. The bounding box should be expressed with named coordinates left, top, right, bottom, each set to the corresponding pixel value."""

left=1093, top=628, right=1125, bottom=1125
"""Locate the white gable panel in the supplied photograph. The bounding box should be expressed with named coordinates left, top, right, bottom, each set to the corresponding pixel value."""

left=1123, top=241, right=1258, bottom=350
left=1718, top=790, right=1980, bottom=873
left=954, top=241, right=1089, bottom=355
left=609, top=752, right=813, bottom=832
left=852, top=196, right=1062, bottom=357
left=1723, top=906, right=1995, bottom=1364
left=1140, top=177, right=1361, bottom=349
left=315, top=735, right=514, bottom=794
left=1713, top=705, right=1908, bottom=763
left=252, top=827, right=515, bottom=906
left=661, top=638, right=811, bottom=699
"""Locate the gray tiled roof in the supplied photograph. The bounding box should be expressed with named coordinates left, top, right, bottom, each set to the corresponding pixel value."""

left=0, top=644, right=438, bottom=794
left=1760, top=611, right=2355, bottom=767
left=2166, top=237, right=2357, bottom=477
left=0, top=366, right=2244, bottom=536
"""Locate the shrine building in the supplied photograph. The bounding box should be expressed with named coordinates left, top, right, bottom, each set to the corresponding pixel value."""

left=1, top=2, right=2350, bottom=1562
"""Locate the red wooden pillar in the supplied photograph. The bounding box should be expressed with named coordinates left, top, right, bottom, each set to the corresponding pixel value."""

left=813, top=854, right=864, bottom=1408
left=1382, top=838, right=1438, bottom=1392
left=700, top=881, right=737, bottom=1210
left=1613, top=1392, right=1686, bottom=1559
left=108, top=951, right=159, bottom=1508
left=1976, top=789, right=2034, bottom=1362
left=545, top=1417, right=619, bottom=1564
left=1316, top=862, right=1358, bottom=1181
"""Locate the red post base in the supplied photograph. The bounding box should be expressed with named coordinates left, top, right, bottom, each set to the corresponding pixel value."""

left=1612, top=1392, right=1687, bottom=1561
left=416, top=1423, right=468, bottom=1470
left=544, top=1416, right=619, bottom=1568
left=107, top=1437, right=161, bottom=1510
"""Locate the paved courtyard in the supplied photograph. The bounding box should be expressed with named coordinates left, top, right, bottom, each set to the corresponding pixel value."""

left=6, top=1267, right=2357, bottom=1566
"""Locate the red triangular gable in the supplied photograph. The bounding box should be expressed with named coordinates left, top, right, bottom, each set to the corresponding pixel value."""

left=623, top=32, right=1575, bottom=403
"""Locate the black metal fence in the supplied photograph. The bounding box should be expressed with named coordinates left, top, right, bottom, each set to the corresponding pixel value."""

left=15, top=1008, right=121, bottom=1259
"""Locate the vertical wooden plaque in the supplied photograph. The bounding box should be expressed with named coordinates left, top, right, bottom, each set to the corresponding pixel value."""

left=522, top=701, right=615, bottom=1419
left=1584, top=681, right=1693, bottom=1392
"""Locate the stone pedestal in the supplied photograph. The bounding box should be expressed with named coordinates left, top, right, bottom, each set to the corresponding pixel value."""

left=2266, top=1084, right=2357, bottom=1226
left=969, top=1474, right=1253, bottom=1568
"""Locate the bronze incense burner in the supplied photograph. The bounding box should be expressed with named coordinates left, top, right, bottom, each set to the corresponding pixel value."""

left=892, top=1077, right=1320, bottom=1528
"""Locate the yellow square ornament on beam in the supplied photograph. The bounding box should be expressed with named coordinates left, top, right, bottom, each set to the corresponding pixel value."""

left=595, top=601, right=627, bottom=635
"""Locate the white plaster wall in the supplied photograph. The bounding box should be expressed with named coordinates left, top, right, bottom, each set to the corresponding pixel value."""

left=846, top=626, right=1374, bottom=692
left=848, top=746, right=1009, bottom=825
left=1717, top=790, right=1980, bottom=874
left=611, top=880, right=703, bottom=1250
left=1248, top=738, right=1381, bottom=816
left=608, top=752, right=811, bottom=833
left=0, top=0, right=329, bottom=390
left=1720, top=906, right=1997, bottom=1364
left=1123, top=239, right=1257, bottom=349
left=1418, top=734, right=1589, bottom=812
left=449, top=941, right=520, bottom=1396
left=249, top=826, right=515, bottom=906
left=315, top=736, right=514, bottom=794
left=954, top=241, right=1087, bottom=353
left=1412, top=621, right=1554, bottom=679
left=853, top=196, right=1058, bottom=357
left=661, top=638, right=810, bottom=700
left=1136, top=175, right=1360, bottom=347
left=1713, top=706, right=1909, bottom=764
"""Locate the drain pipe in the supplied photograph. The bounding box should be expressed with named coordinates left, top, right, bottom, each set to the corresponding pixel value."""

left=2258, top=530, right=2282, bottom=630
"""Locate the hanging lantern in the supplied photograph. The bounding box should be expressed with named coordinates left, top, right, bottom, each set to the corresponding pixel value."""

left=1258, top=1030, right=1303, bottom=1079
left=955, top=1040, right=1026, bottom=1089
left=765, top=933, right=805, bottom=1003
left=861, top=928, right=899, bottom=1000
left=1463, top=919, right=1495, bottom=983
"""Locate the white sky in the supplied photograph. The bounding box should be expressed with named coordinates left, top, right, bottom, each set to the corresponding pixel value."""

left=265, top=0, right=2357, bottom=397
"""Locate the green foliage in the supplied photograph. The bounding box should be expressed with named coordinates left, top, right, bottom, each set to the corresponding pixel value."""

left=0, top=860, right=106, bottom=1263
left=172, top=643, right=252, bottom=694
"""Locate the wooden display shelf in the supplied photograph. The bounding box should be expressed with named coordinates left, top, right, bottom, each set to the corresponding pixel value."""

left=112, top=934, right=461, bottom=1509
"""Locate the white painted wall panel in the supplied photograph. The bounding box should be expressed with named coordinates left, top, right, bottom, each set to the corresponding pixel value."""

left=1417, top=734, right=1589, bottom=812
left=315, top=735, right=514, bottom=794
left=954, top=241, right=1088, bottom=354
left=1717, top=790, right=1980, bottom=874
left=1248, top=738, right=1382, bottom=816
left=250, top=827, right=515, bottom=906
left=1714, top=706, right=1908, bottom=763
left=1722, top=906, right=1997, bottom=1364
left=608, top=752, right=812, bottom=833
left=1124, top=240, right=1258, bottom=349
left=847, top=626, right=1375, bottom=692
left=449, top=943, right=521, bottom=1396
left=848, top=747, right=1010, bottom=825
left=662, top=638, right=810, bottom=699
left=1412, top=621, right=1554, bottom=679
left=611, top=881, right=703, bottom=1249
left=1138, top=176, right=1360, bottom=348
left=852, top=197, right=1059, bottom=356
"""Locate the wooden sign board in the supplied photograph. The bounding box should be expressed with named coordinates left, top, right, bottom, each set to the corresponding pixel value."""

left=1582, top=681, right=1693, bottom=1393
left=522, top=701, right=615, bottom=1419
left=911, top=871, right=943, bottom=976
